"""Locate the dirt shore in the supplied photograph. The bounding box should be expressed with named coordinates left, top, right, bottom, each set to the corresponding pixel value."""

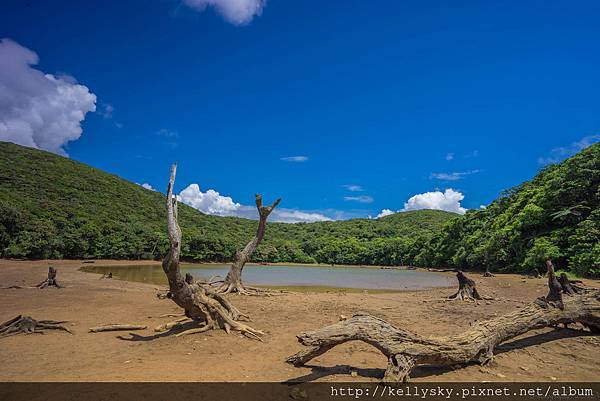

left=1, top=259, right=599, bottom=382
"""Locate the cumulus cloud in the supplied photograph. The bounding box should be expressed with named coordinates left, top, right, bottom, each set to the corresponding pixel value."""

left=538, top=135, right=600, bottom=165
left=178, top=184, right=241, bottom=216
left=376, top=209, right=394, bottom=218
left=344, top=195, right=374, bottom=204
left=183, top=0, right=265, bottom=25
left=177, top=183, right=331, bottom=223
left=430, top=170, right=480, bottom=181
left=0, top=39, right=97, bottom=156
left=403, top=188, right=466, bottom=214
left=139, top=183, right=156, bottom=191
left=377, top=188, right=467, bottom=217
left=280, top=156, right=308, bottom=162
left=343, top=184, right=363, bottom=192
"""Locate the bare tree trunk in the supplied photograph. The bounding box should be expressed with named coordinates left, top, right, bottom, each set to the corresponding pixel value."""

left=448, top=271, right=484, bottom=300
left=287, top=262, right=600, bottom=383
left=217, top=194, right=281, bottom=295
left=160, top=165, right=263, bottom=339
left=36, top=267, right=61, bottom=288
left=0, top=315, right=72, bottom=338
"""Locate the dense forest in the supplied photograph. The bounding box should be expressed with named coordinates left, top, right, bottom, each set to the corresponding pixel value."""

left=0, top=142, right=454, bottom=266
left=1, top=141, right=598, bottom=277
left=415, top=142, right=599, bottom=277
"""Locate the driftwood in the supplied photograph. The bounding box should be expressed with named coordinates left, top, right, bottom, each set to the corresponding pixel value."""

left=36, top=267, right=61, bottom=288
left=448, top=271, right=485, bottom=301
left=0, top=315, right=72, bottom=338
left=483, top=268, right=495, bottom=277
left=159, top=165, right=263, bottom=340
left=286, top=262, right=600, bottom=383
left=216, top=194, right=281, bottom=295
left=89, top=324, right=147, bottom=333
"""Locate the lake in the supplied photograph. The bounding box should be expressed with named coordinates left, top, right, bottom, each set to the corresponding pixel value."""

left=80, top=263, right=455, bottom=292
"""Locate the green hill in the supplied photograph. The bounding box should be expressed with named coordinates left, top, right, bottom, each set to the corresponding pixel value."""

left=414, top=142, right=600, bottom=277
left=0, top=141, right=456, bottom=265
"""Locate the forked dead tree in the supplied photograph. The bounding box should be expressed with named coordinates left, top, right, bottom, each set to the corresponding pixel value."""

left=448, top=270, right=484, bottom=300
left=36, top=267, right=61, bottom=288
left=160, top=165, right=263, bottom=339
left=216, top=194, right=281, bottom=295
left=0, top=315, right=72, bottom=338
left=286, top=262, right=600, bottom=383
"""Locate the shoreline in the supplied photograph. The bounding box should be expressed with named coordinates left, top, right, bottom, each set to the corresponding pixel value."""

left=1, top=259, right=599, bottom=382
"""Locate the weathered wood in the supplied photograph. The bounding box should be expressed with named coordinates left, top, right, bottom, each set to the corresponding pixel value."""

left=0, top=315, right=72, bottom=338
left=287, top=264, right=600, bottom=383
left=217, top=194, right=281, bottom=295
left=160, top=165, right=263, bottom=340
left=36, top=267, right=61, bottom=288
left=89, top=324, right=147, bottom=333
left=448, top=271, right=484, bottom=300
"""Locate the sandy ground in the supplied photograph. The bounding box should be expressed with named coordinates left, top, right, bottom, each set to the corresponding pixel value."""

left=0, top=259, right=599, bottom=382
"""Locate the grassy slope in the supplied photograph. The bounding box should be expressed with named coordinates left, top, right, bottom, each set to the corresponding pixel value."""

left=0, top=141, right=457, bottom=262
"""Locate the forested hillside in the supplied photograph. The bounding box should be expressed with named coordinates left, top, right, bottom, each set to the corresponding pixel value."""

left=0, top=141, right=455, bottom=265
left=414, top=143, right=600, bottom=277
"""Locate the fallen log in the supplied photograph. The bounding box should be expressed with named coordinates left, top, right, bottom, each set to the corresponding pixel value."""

left=89, top=324, right=148, bottom=333
left=286, top=264, right=600, bottom=383
left=1, top=315, right=72, bottom=338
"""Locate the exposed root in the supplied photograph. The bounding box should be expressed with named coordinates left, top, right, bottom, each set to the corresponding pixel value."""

left=154, top=317, right=192, bottom=332
left=0, top=315, right=73, bottom=338
left=216, top=281, right=285, bottom=296
left=89, top=324, right=148, bottom=333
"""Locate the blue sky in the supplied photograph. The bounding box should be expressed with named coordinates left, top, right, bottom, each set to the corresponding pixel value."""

left=1, top=0, right=599, bottom=222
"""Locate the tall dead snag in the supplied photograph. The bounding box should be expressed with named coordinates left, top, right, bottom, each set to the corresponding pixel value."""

left=36, top=267, right=61, bottom=288
left=287, top=263, right=600, bottom=383
left=448, top=271, right=483, bottom=300
left=217, top=194, right=281, bottom=295
left=161, top=165, right=263, bottom=340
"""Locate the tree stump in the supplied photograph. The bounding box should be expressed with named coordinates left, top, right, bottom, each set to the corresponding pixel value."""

left=448, top=271, right=483, bottom=300
left=0, top=315, right=72, bottom=338
left=36, top=267, right=61, bottom=288
left=159, top=165, right=264, bottom=340
left=287, top=263, right=600, bottom=383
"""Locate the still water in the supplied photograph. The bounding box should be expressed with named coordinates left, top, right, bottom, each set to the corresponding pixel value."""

left=81, top=263, right=454, bottom=292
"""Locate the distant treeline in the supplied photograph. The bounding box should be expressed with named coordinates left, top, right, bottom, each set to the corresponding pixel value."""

left=0, top=141, right=598, bottom=277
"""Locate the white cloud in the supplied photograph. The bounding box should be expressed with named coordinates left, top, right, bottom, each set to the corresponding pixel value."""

left=377, top=188, right=467, bottom=216
left=140, top=183, right=155, bottom=191
left=376, top=209, right=394, bottom=218
left=343, top=184, right=363, bottom=192
left=157, top=128, right=178, bottom=138
left=0, top=39, right=97, bottom=156
left=403, top=188, right=466, bottom=214
left=538, top=134, right=600, bottom=165
left=177, top=183, right=331, bottom=223
left=99, top=103, right=113, bottom=119
left=344, top=195, right=374, bottom=204
left=178, top=184, right=241, bottom=216
left=280, top=156, right=308, bottom=162
left=430, top=170, right=480, bottom=181
left=445, top=152, right=454, bottom=161
left=183, top=0, right=265, bottom=25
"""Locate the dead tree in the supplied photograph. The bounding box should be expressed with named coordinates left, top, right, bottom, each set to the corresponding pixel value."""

left=36, top=267, right=61, bottom=288
left=448, top=271, right=483, bottom=300
left=557, top=273, right=585, bottom=295
left=160, top=165, right=263, bottom=339
left=216, top=194, right=281, bottom=295
left=483, top=267, right=495, bottom=277
left=0, top=315, right=72, bottom=338
left=286, top=263, right=600, bottom=383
